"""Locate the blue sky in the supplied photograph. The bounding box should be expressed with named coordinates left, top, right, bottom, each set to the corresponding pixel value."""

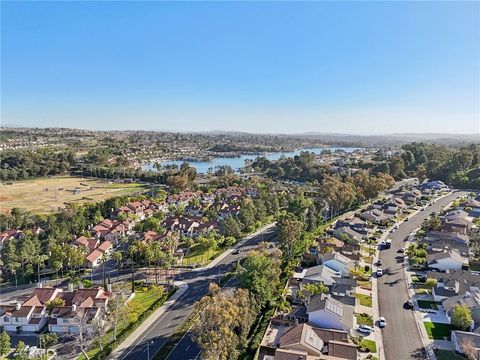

left=1, top=1, right=479, bottom=134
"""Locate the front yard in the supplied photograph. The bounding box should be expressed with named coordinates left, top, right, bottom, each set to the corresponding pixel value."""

left=423, top=322, right=453, bottom=340
left=417, top=300, right=442, bottom=310
left=358, top=339, right=377, bottom=353
left=355, top=313, right=374, bottom=326
left=356, top=293, right=373, bottom=307
left=434, top=349, right=466, bottom=360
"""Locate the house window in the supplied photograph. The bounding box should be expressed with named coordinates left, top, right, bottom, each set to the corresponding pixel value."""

left=3, top=317, right=9, bottom=322
left=15, top=317, right=20, bottom=323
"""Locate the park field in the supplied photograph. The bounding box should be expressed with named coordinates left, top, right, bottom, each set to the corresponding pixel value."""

left=0, top=176, right=149, bottom=214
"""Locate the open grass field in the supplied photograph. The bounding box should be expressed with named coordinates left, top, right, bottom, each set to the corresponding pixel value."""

left=0, top=176, right=149, bottom=214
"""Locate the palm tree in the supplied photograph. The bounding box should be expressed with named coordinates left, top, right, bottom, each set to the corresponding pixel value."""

left=111, top=251, right=122, bottom=279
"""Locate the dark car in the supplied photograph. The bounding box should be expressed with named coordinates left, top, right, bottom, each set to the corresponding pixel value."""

left=404, top=300, right=414, bottom=309
left=232, top=249, right=240, bottom=255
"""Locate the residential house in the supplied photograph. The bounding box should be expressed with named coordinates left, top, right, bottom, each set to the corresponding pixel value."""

left=403, top=189, right=422, bottom=204
left=359, top=209, right=390, bottom=225
left=427, top=270, right=480, bottom=302
left=460, top=199, right=480, bottom=218
left=421, top=231, right=470, bottom=258
left=320, top=251, right=354, bottom=277
left=443, top=290, right=480, bottom=331
left=451, top=331, right=480, bottom=358
left=427, top=250, right=466, bottom=272
left=306, top=294, right=354, bottom=332
left=48, top=287, right=111, bottom=334
left=0, top=287, right=62, bottom=333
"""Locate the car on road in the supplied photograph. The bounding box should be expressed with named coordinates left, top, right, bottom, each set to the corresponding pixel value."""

left=378, top=317, right=387, bottom=328
left=398, top=247, right=405, bottom=253
left=404, top=300, right=414, bottom=309
left=404, top=217, right=409, bottom=222
left=357, top=325, right=374, bottom=334
left=376, top=259, right=382, bottom=266
left=376, top=268, right=383, bottom=277
left=379, top=240, right=386, bottom=248
left=232, top=249, right=240, bottom=255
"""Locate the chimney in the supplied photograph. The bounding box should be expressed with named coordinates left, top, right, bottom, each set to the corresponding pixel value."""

left=107, top=284, right=112, bottom=292
left=15, top=303, right=21, bottom=310
left=68, top=283, right=74, bottom=292
left=72, top=304, right=77, bottom=312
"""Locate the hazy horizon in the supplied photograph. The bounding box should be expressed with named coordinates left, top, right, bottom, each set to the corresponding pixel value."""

left=2, top=1, right=479, bottom=134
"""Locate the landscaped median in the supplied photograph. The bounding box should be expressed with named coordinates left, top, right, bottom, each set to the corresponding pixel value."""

left=79, top=284, right=178, bottom=360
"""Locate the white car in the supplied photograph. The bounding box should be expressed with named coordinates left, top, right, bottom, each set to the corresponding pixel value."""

left=378, top=317, right=387, bottom=328
left=376, top=269, right=383, bottom=277
left=357, top=325, right=374, bottom=334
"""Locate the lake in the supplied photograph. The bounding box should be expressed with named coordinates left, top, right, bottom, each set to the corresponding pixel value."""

left=143, top=147, right=361, bottom=174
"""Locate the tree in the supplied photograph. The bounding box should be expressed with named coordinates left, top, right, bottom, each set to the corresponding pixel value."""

left=303, top=282, right=329, bottom=295
left=460, top=337, right=478, bottom=360
left=451, top=304, right=473, bottom=331
left=237, top=249, right=281, bottom=307
left=277, top=216, right=304, bottom=259
left=14, top=341, right=28, bottom=360
left=416, top=164, right=427, bottom=183
left=0, top=331, right=10, bottom=356
left=39, top=333, right=58, bottom=351
left=192, top=284, right=257, bottom=360
left=45, top=298, right=65, bottom=314
left=222, top=216, right=242, bottom=238
left=424, top=278, right=437, bottom=289
left=112, top=251, right=122, bottom=279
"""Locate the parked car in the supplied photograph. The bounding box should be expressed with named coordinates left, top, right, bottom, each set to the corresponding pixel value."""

left=357, top=325, right=374, bottom=334
left=376, top=259, right=383, bottom=266
left=376, top=268, right=383, bottom=277
left=404, top=217, right=409, bottom=222
left=404, top=300, right=414, bottom=309
left=378, top=317, right=387, bottom=328
left=398, top=247, right=405, bottom=253
left=232, top=249, right=240, bottom=255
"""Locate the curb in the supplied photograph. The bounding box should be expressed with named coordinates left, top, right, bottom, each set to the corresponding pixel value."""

left=108, top=281, right=189, bottom=360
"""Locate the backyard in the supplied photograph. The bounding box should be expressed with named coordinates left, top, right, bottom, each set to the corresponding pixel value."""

left=0, top=176, right=148, bottom=214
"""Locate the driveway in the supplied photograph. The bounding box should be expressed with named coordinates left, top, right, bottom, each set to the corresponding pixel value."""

left=377, top=191, right=467, bottom=360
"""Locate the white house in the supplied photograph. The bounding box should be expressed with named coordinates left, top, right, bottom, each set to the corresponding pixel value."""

left=306, top=294, right=354, bottom=332
left=427, top=250, right=466, bottom=272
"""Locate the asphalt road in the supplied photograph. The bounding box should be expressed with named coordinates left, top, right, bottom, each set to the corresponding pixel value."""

left=378, top=191, right=468, bottom=360
left=117, top=226, right=277, bottom=360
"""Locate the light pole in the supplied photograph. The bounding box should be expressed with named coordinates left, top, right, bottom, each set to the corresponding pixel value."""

left=146, top=340, right=154, bottom=360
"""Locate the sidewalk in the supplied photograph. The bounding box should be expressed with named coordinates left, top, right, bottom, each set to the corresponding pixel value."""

left=107, top=281, right=189, bottom=360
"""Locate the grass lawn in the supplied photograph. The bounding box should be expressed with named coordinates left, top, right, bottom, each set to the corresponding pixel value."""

left=355, top=313, right=374, bottom=327
left=469, top=262, right=480, bottom=271
left=424, top=322, right=453, bottom=340
left=359, top=339, right=377, bottom=353
left=357, top=280, right=372, bottom=290
left=434, top=349, right=466, bottom=360
left=80, top=285, right=173, bottom=360
left=417, top=300, right=441, bottom=310
left=356, top=293, right=373, bottom=307
left=182, top=246, right=223, bottom=266
left=0, top=175, right=148, bottom=214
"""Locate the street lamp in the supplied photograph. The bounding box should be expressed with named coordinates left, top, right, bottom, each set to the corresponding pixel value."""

left=146, top=340, right=154, bottom=360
